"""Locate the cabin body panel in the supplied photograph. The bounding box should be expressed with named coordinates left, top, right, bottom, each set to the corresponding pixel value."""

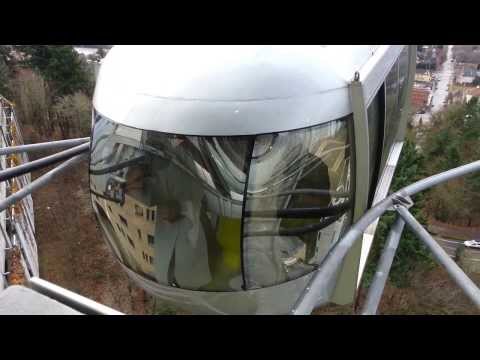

left=331, top=45, right=416, bottom=305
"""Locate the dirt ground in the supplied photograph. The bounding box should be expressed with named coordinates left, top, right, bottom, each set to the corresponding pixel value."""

left=24, top=128, right=154, bottom=314
left=314, top=266, right=480, bottom=315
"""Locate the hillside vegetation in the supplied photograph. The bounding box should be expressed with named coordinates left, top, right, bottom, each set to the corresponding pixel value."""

left=0, top=45, right=100, bottom=138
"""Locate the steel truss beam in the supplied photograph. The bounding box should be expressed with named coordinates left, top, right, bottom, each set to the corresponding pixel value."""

left=292, top=160, right=480, bottom=315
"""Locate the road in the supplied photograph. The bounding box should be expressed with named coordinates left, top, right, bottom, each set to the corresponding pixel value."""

left=433, top=235, right=480, bottom=263
left=414, top=45, right=455, bottom=126
left=430, top=45, right=455, bottom=113
left=434, top=236, right=463, bottom=258
left=74, top=47, right=98, bottom=56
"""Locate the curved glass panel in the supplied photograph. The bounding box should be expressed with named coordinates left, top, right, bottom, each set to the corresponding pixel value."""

left=90, top=115, right=250, bottom=291
left=367, top=90, right=382, bottom=182
left=90, top=112, right=353, bottom=291
left=367, top=87, right=384, bottom=206
left=383, top=60, right=400, bottom=162
left=242, top=117, right=353, bottom=288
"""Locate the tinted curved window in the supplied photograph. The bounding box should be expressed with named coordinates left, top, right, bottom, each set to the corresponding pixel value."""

left=90, top=120, right=249, bottom=291
left=398, top=46, right=410, bottom=107
left=90, top=112, right=354, bottom=291
left=243, top=117, right=353, bottom=289
left=383, top=60, right=400, bottom=162
left=367, top=87, right=384, bottom=205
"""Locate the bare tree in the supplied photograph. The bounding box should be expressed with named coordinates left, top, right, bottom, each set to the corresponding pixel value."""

left=52, top=92, right=91, bottom=138
left=10, top=69, right=51, bottom=135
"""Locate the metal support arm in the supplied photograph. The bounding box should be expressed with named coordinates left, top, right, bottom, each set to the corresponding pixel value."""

left=292, top=159, right=480, bottom=315
left=0, top=142, right=90, bottom=182
left=0, top=137, right=90, bottom=156
left=360, top=216, right=405, bottom=315
left=395, top=205, right=480, bottom=309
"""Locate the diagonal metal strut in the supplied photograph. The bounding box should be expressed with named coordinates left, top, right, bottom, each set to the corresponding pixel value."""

left=360, top=216, right=405, bottom=315
left=292, top=160, right=480, bottom=315
left=395, top=204, right=480, bottom=309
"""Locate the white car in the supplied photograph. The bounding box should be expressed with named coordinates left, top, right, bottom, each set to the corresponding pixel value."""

left=464, top=240, right=480, bottom=249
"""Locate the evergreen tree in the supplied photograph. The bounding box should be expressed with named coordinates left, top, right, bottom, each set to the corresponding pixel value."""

left=421, top=98, right=480, bottom=225
left=0, top=45, right=13, bottom=64
left=363, top=137, right=433, bottom=288
left=0, top=45, right=13, bottom=97
left=15, top=45, right=91, bottom=99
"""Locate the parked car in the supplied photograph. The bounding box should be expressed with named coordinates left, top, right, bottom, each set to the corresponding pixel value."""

left=464, top=240, right=480, bottom=249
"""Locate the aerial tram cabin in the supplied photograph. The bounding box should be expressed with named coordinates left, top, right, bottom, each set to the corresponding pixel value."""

left=89, top=45, right=416, bottom=314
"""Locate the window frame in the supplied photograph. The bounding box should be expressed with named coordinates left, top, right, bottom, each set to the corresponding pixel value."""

left=366, top=84, right=386, bottom=207
left=135, top=204, right=144, bottom=217
left=147, top=234, right=154, bottom=246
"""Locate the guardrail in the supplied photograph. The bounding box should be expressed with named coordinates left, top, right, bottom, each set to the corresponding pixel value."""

left=27, top=277, right=123, bottom=315
left=0, top=96, right=38, bottom=287
left=0, top=96, right=121, bottom=314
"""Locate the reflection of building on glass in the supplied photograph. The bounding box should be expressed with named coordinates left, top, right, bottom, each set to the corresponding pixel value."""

left=93, top=191, right=157, bottom=277
left=90, top=133, right=246, bottom=291
left=93, top=190, right=156, bottom=276
left=105, top=176, right=126, bottom=204
left=91, top=154, right=158, bottom=278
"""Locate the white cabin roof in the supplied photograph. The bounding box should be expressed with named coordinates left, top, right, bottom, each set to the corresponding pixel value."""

left=93, top=45, right=386, bottom=135
left=96, top=45, right=380, bottom=101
